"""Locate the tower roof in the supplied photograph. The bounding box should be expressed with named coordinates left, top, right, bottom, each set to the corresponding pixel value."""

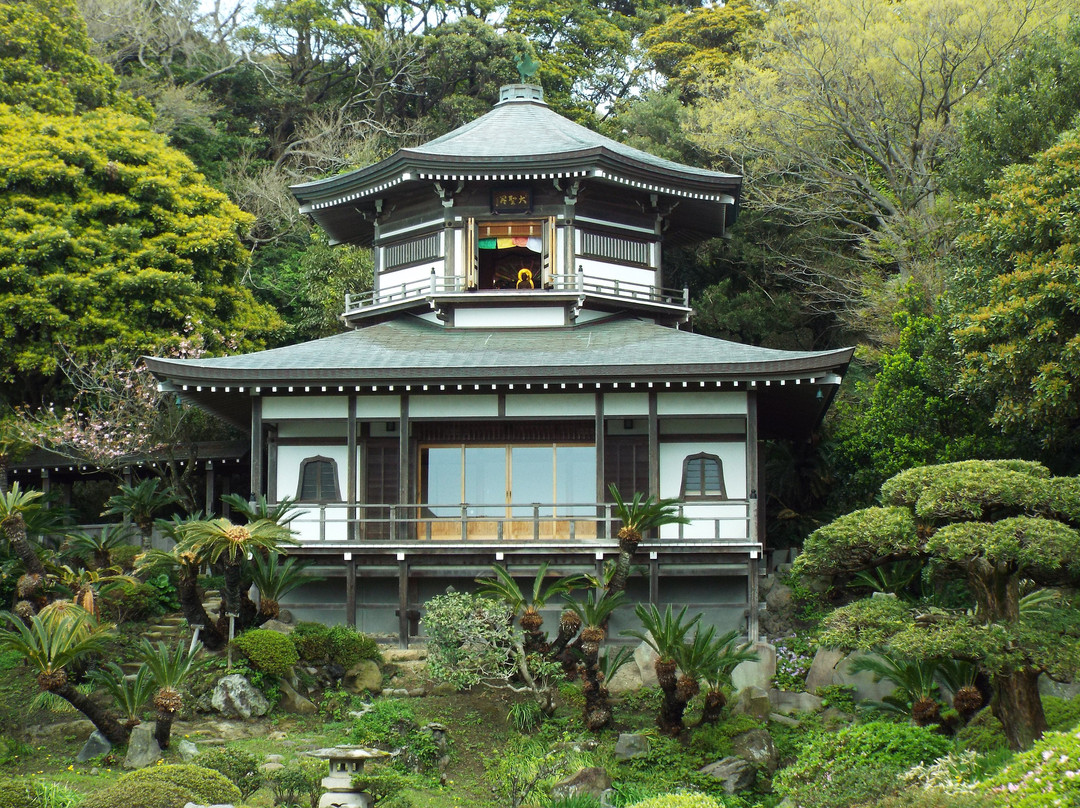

left=291, top=85, right=741, bottom=246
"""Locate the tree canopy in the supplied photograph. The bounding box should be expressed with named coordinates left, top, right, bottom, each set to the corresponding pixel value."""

left=795, top=460, right=1080, bottom=750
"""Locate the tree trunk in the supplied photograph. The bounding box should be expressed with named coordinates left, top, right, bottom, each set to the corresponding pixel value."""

left=177, top=564, right=226, bottom=652
left=699, top=690, right=726, bottom=725
left=52, top=682, right=130, bottom=746
left=992, top=667, right=1047, bottom=751
left=223, top=561, right=242, bottom=617
left=3, top=512, right=45, bottom=578
left=607, top=534, right=639, bottom=595
left=154, top=710, right=174, bottom=750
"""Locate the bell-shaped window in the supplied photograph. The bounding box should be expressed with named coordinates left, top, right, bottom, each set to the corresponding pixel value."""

left=681, top=453, right=727, bottom=500
left=296, top=456, right=341, bottom=502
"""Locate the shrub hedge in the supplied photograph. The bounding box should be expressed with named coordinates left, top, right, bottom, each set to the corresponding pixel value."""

left=233, top=628, right=300, bottom=676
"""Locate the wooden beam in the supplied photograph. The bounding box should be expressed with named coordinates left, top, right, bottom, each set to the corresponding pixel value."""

left=648, top=392, right=659, bottom=498
left=347, top=396, right=357, bottom=543
left=595, top=392, right=605, bottom=538
left=250, top=395, right=263, bottom=500
left=398, top=557, right=410, bottom=649
left=747, top=552, right=760, bottom=642
left=398, top=396, right=410, bottom=540
left=346, top=557, right=357, bottom=628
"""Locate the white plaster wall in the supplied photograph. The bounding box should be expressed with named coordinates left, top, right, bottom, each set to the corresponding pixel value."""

left=657, top=391, right=747, bottom=416
left=577, top=258, right=655, bottom=292
left=277, top=422, right=347, bottom=439
left=378, top=264, right=438, bottom=296
left=661, top=418, right=745, bottom=435
left=354, top=396, right=400, bottom=418
left=278, top=444, right=350, bottom=542
left=659, top=440, right=748, bottom=539
left=603, top=393, right=649, bottom=416
left=411, top=394, right=499, bottom=418
left=264, top=397, right=347, bottom=420
left=505, top=393, right=594, bottom=417
left=454, top=307, right=564, bottom=328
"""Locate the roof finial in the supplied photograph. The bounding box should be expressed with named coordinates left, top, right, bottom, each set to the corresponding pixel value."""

left=514, top=51, right=540, bottom=83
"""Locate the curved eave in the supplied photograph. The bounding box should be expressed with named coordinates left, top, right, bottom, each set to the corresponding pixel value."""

left=293, top=148, right=741, bottom=247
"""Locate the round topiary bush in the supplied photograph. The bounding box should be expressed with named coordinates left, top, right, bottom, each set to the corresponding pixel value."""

left=627, top=794, right=725, bottom=808
left=194, top=746, right=264, bottom=800
left=291, top=622, right=382, bottom=668
left=291, top=621, right=331, bottom=661
left=82, top=764, right=242, bottom=808
left=773, top=721, right=952, bottom=808
left=234, top=628, right=300, bottom=676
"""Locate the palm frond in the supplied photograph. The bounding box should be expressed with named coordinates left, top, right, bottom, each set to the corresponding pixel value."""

left=623, top=603, right=700, bottom=662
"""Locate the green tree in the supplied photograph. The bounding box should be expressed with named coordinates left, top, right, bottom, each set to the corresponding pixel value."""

left=949, top=127, right=1080, bottom=454
left=608, top=484, right=689, bottom=594
left=0, top=484, right=48, bottom=614
left=948, top=18, right=1080, bottom=197
left=624, top=603, right=700, bottom=734
left=137, top=639, right=201, bottom=749
left=0, top=604, right=130, bottom=745
left=475, top=561, right=585, bottom=652
left=690, top=0, right=1065, bottom=333
left=103, top=480, right=179, bottom=550
left=0, top=103, right=283, bottom=404
left=0, top=0, right=131, bottom=115
left=794, top=460, right=1080, bottom=750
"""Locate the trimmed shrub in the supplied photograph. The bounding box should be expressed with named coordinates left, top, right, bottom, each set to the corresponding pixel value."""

left=955, top=708, right=1010, bottom=755
left=194, top=746, right=264, bottom=800
left=0, top=778, right=36, bottom=808
left=82, top=764, right=242, bottom=808
left=291, top=622, right=382, bottom=668
left=234, top=628, right=300, bottom=676
left=627, top=795, right=725, bottom=808
left=978, top=728, right=1080, bottom=806
left=1043, top=693, right=1080, bottom=731
left=773, top=721, right=952, bottom=808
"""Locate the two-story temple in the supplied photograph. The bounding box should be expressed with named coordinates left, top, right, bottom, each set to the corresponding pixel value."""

left=145, top=84, right=853, bottom=646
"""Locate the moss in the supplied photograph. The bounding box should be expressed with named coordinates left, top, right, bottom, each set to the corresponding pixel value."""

left=627, top=795, right=725, bottom=808
left=0, top=778, right=36, bottom=808
left=233, top=628, right=300, bottom=676
left=82, top=764, right=242, bottom=808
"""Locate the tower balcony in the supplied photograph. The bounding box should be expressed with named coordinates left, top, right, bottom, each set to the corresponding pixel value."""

left=342, top=268, right=692, bottom=326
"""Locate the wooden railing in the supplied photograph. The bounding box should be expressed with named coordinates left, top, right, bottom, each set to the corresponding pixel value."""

left=343, top=268, right=689, bottom=316
left=283, top=500, right=754, bottom=545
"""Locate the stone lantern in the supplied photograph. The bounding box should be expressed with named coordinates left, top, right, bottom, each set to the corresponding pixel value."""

left=307, top=745, right=392, bottom=808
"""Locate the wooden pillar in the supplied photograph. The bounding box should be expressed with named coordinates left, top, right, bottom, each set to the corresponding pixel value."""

left=204, top=461, right=215, bottom=516
left=345, top=555, right=357, bottom=628
left=747, top=390, right=761, bottom=641
left=250, top=395, right=263, bottom=500
left=398, top=395, right=410, bottom=538
left=595, top=392, right=606, bottom=538
left=267, top=429, right=278, bottom=502
left=648, top=392, right=659, bottom=498
left=347, top=396, right=358, bottom=543
left=649, top=555, right=659, bottom=605
left=398, top=555, right=410, bottom=649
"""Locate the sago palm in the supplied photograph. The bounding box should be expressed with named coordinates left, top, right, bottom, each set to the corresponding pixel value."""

left=0, top=604, right=129, bottom=745
left=63, top=524, right=135, bottom=570
left=89, top=662, right=156, bottom=728
left=696, top=629, right=759, bottom=724
left=103, top=479, right=179, bottom=549
left=138, top=638, right=202, bottom=749
left=221, top=493, right=304, bottom=527
left=608, top=484, right=689, bottom=594
left=478, top=562, right=585, bottom=649
left=1, top=484, right=47, bottom=597
left=625, top=603, right=701, bottom=734
left=176, top=517, right=296, bottom=622
left=563, top=589, right=627, bottom=731
left=849, top=652, right=943, bottom=726
left=249, top=552, right=319, bottom=621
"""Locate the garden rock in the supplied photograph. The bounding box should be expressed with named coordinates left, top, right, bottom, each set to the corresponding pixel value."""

left=259, top=619, right=294, bottom=634
left=803, top=647, right=846, bottom=693
left=76, top=730, right=111, bottom=762
left=762, top=583, right=796, bottom=635
left=614, top=733, right=649, bottom=761
left=700, top=757, right=756, bottom=793
left=731, top=642, right=776, bottom=692
left=278, top=678, right=317, bottom=714
left=731, top=728, right=778, bottom=775
left=344, top=660, right=383, bottom=694
left=837, top=652, right=897, bottom=703
left=770, top=689, right=823, bottom=715
left=178, top=739, right=199, bottom=762
left=607, top=661, right=643, bottom=693
left=1039, top=675, right=1080, bottom=701
left=183, top=805, right=236, bottom=808
left=731, top=686, right=772, bottom=720
left=211, top=674, right=271, bottom=719
left=123, top=723, right=162, bottom=769
left=550, top=767, right=612, bottom=802
left=769, top=712, right=801, bottom=727
left=632, top=638, right=659, bottom=687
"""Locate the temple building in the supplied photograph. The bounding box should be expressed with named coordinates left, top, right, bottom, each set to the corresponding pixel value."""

left=145, top=84, right=853, bottom=646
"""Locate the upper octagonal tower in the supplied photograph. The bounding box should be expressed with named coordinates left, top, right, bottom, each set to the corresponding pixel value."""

left=291, top=84, right=742, bottom=329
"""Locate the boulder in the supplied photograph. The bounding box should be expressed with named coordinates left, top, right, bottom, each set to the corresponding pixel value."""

left=836, top=652, right=897, bottom=704
left=762, top=584, right=797, bottom=636
left=607, top=661, right=644, bottom=693
left=731, top=643, right=776, bottom=692
left=731, top=686, right=772, bottom=720
left=1039, top=675, right=1080, bottom=701
left=123, top=723, right=162, bottom=769
left=632, top=639, right=659, bottom=688
left=730, top=728, right=778, bottom=775
left=278, top=679, right=317, bottom=715
left=699, top=757, right=756, bottom=793
left=258, top=619, right=294, bottom=634
left=211, top=674, right=271, bottom=719
left=343, top=660, right=383, bottom=695
left=178, top=739, right=199, bottom=762
left=76, top=730, right=111, bottom=763
left=613, top=733, right=649, bottom=761
left=803, top=647, right=846, bottom=694
left=770, top=689, right=823, bottom=715
left=549, top=767, right=612, bottom=802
